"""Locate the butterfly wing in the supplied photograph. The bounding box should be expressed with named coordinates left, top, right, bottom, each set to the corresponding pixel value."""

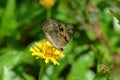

left=58, top=22, right=73, bottom=47
left=42, top=19, right=73, bottom=49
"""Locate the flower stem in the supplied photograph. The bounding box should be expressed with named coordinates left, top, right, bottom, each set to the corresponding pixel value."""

left=39, top=61, right=46, bottom=80
left=47, top=9, right=51, bottom=19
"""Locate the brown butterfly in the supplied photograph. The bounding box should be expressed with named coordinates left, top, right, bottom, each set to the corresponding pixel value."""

left=42, top=19, right=73, bottom=50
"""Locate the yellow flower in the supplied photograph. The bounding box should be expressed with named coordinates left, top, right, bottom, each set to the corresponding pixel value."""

left=30, top=40, right=65, bottom=65
left=39, top=0, right=55, bottom=9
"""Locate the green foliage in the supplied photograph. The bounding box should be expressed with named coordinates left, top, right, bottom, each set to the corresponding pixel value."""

left=0, top=0, right=120, bottom=80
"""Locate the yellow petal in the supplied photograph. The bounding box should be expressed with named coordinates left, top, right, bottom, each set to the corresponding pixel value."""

left=58, top=54, right=65, bottom=58
left=30, top=47, right=40, bottom=52
left=30, top=39, right=64, bottom=65
left=45, top=58, right=49, bottom=63
left=50, top=58, right=59, bottom=65
left=32, top=52, right=38, bottom=56
left=40, top=0, right=55, bottom=9
left=35, top=42, right=42, bottom=48
left=54, top=49, right=61, bottom=54
left=46, top=41, right=52, bottom=47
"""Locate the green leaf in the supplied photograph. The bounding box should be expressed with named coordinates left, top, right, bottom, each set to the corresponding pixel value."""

left=22, top=72, right=35, bottom=80
left=0, top=50, right=23, bottom=69
left=0, top=0, right=18, bottom=39
left=2, top=67, right=23, bottom=80
left=67, top=52, right=95, bottom=80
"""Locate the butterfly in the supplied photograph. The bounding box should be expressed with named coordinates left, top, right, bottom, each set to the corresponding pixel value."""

left=42, top=19, right=73, bottom=50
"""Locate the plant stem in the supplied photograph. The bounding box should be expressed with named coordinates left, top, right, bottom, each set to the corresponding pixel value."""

left=47, top=9, right=51, bottom=19
left=38, top=61, right=46, bottom=80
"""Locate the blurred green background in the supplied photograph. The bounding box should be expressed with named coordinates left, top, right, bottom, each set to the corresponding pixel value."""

left=0, top=0, right=120, bottom=80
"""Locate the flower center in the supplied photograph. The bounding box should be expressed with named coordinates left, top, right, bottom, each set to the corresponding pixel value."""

left=44, top=46, right=54, bottom=57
